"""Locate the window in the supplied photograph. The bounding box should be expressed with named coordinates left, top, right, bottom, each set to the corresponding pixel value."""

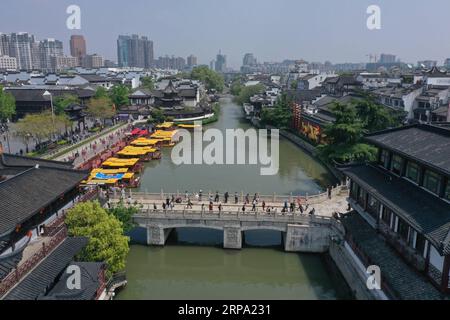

left=423, top=170, right=441, bottom=195
left=391, top=155, right=403, bottom=175
left=415, top=233, right=426, bottom=257
left=397, top=218, right=409, bottom=241
left=350, top=181, right=359, bottom=200
left=406, top=162, right=420, bottom=184
left=357, top=188, right=366, bottom=207
left=367, top=195, right=379, bottom=218
left=379, top=149, right=389, bottom=168
left=445, top=180, right=450, bottom=201
left=381, top=207, right=391, bottom=225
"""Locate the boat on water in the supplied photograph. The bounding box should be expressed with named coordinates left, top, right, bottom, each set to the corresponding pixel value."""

left=176, top=124, right=202, bottom=130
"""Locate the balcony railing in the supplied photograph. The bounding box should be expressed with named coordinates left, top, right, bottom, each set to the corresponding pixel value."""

left=0, top=227, right=67, bottom=298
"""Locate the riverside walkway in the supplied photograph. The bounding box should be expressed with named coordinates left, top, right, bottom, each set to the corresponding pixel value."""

left=46, top=123, right=130, bottom=167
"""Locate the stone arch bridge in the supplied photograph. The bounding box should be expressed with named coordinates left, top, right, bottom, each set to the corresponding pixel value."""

left=109, top=185, right=349, bottom=252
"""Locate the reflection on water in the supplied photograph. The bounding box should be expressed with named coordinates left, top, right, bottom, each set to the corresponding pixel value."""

left=116, top=228, right=352, bottom=300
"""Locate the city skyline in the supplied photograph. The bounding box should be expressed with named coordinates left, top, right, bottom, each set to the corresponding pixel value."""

left=2, top=0, right=450, bottom=69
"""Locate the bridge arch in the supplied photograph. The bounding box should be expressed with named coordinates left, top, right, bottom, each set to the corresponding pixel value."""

left=241, top=225, right=287, bottom=233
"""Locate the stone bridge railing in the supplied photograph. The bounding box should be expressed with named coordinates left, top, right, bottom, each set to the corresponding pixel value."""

left=132, top=208, right=345, bottom=252
left=111, top=184, right=349, bottom=205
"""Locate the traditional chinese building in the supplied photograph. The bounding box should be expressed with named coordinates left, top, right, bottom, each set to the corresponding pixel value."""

left=0, top=150, right=111, bottom=300
left=339, top=124, right=450, bottom=295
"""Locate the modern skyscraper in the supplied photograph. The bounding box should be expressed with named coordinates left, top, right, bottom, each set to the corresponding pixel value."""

left=0, top=33, right=10, bottom=57
left=81, top=54, right=104, bottom=69
left=155, top=55, right=186, bottom=70
left=243, top=53, right=257, bottom=66
left=8, top=32, right=36, bottom=70
left=187, top=55, right=198, bottom=67
left=379, top=54, right=396, bottom=64
left=39, top=38, right=63, bottom=71
left=70, top=35, right=86, bottom=60
left=215, top=51, right=226, bottom=73
left=117, top=34, right=153, bottom=68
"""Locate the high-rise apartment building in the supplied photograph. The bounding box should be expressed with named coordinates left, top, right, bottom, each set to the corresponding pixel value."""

left=117, top=34, right=153, bottom=68
left=243, top=53, right=257, bottom=66
left=155, top=55, right=185, bottom=70
left=39, top=38, right=63, bottom=71
left=379, top=54, right=397, bottom=64
left=70, top=35, right=86, bottom=60
left=81, top=54, right=104, bottom=69
left=51, top=55, right=79, bottom=71
left=7, top=32, right=35, bottom=70
left=187, top=55, right=198, bottom=67
left=215, top=51, right=227, bottom=73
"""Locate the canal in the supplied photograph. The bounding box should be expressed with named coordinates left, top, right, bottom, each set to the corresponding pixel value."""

left=115, top=96, right=352, bottom=300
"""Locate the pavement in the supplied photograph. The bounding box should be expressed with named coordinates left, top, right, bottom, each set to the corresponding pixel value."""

left=53, top=123, right=130, bottom=167
left=0, top=119, right=97, bottom=155
left=110, top=192, right=350, bottom=218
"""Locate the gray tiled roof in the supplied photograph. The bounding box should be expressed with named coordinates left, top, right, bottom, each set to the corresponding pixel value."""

left=3, top=237, right=88, bottom=300
left=1, top=153, right=73, bottom=170
left=341, top=212, right=447, bottom=300
left=365, top=124, right=450, bottom=176
left=341, top=164, right=450, bottom=255
left=40, top=262, right=104, bottom=300
left=0, top=166, right=87, bottom=235
left=0, top=238, right=29, bottom=281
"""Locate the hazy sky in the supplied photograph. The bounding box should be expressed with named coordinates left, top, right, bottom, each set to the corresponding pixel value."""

left=2, top=0, right=450, bottom=68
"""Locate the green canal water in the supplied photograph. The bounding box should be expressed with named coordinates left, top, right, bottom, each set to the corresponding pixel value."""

left=115, top=97, right=351, bottom=300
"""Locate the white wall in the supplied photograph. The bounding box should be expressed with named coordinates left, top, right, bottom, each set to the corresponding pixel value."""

left=429, top=245, right=444, bottom=272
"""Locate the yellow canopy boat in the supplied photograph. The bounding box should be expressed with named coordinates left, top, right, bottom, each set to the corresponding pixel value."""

left=177, top=124, right=201, bottom=129
left=156, top=122, right=174, bottom=129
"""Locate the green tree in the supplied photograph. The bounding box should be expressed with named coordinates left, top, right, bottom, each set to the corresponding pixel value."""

left=109, top=84, right=129, bottom=107
left=87, top=96, right=116, bottom=125
left=290, top=80, right=298, bottom=90
left=260, top=93, right=293, bottom=129
left=94, top=86, right=108, bottom=98
left=191, top=66, right=225, bottom=92
left=15, top=111, right=69, bottom=145
left=66, top=201, right=129, bottom=275
left=150, top=109, right=166, bottom=123
left=140, top=76, right=155, bottom=91
left=234, top=84, right=265, bottom=105
left=318, top=102, right=377, bottom=163
left=353, top=97, right=397, bottom=132
left=108, top=201, right=140, bottom=233
left=53, top=94, right=79, bottom=115
left=0, top=86, right=16, bottom=122
left=230, top=79, right=243, bottom=96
